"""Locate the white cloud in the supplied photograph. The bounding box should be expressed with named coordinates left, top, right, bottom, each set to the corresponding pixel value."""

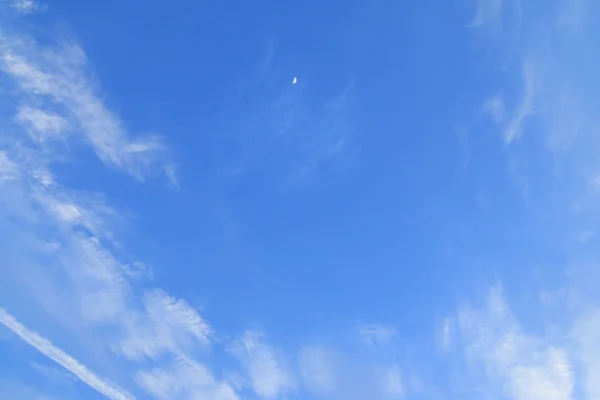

left=0, top=34, right=175, bottom=183
left=573, top=309, right=600, bottom=399
left=0, top=151, right=19, bottom=182
left=0, top=23, right=220, bottom=400
left=136, top=356, right=238, bottom=400
left=470, top=0, right=504, bottom=28
left=232, top=331, right=293, bottom=399
left=116, top=290, right=211, bottom=361
left=299, top=346, right=336, bottom=395
left=504, top=63, right=535, bottom=144
left=484, top=94, right=505, bottom=123
left=15, top=106, right=69, bottom=143
left=456, top=286, right=574, bottom=400
left=11, top=0, right=46, bottom=14
left=0, top=307, right=134, bottom=400
left=382, top=366, right=405, bottom=399
left=439, top=317, right=454, bottom=351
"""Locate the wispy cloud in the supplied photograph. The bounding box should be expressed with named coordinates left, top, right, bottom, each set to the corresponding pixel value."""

left=358, top=323, right=397, bottom=348
left=456, top=286, right=574, bottom=400
left=215, top=55, right=356, bottom=187
left=117, top=289, right=211, bottom=362
left=469, top=0, right=504, bottom=29
left=0, top=14, right=219, bottom=400
left=11, top=0, right=46, bottom=14
left=15, top=106, right=69, bottom=143
left=232, top=331, right=294, bottom=399
left=438, top=317, right=454, bottom=351
left=573, top=309, right=600, bottom=399
left=503, top=63, right=535, bottom=144
left=382, top=365, right=405, bottom=399
left=483, top=94, right=505, bottom=124
left=0, top=150, right=18, bottom=181
left=0, top=307, right=135, bottom=400
left=298, top=346, right=336, bottom=396
left=0, top=33, right=175, bottom=183
left=445, top=284, right=600, bottom=400
left=463, top=1, right=600, bottom=398
left=136, top=356, right=239, bottom=400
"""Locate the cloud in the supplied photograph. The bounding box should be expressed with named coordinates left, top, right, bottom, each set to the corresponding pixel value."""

left=298, top=346, right=336, bottom=395
left=469, top=0, right=504, bottom=28
left=0, top=19, right=217, bottom=400
left=15, top=106, right=69, bottom=143
left=117, top=289, right=211, bottom=362
left=0, top=33, right=175, bottom=184
left=0, top=307, right=135, bottom=400
left=456, top=286, right=574, bottom=400
left=382, top=365, right=405, bottom=398
left=215, top=58, right=356, bottom=187
left=11, top=0, right=46, bottom=14
left=557, top=0, right=588, bottom=34
left=573, top=309, right=600, bottom=399
left=232, top=331, right=293, bottom=399
left=135, top=356, right=238, bottom=400
left=464, top=2, right=600, bottom=398
left=483, top=94, right=505, bottom=124
left=503, top=63, right=535, bottom=144
left=438, top=317, right=454, bottom=351
left=0, top=151, right=19, bottom=181
left=358, top=323, right=397, bottom=348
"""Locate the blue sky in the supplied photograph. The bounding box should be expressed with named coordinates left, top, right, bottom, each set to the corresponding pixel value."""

left=0, top=0, right=599, bottom=398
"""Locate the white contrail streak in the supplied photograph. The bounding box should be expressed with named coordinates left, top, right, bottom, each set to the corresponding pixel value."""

left=0, top=307, right=135, bottom=400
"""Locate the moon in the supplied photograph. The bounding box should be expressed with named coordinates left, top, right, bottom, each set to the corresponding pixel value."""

left=292, top=77, right=297, bottom=84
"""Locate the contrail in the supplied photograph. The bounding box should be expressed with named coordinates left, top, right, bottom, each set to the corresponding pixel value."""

left=0, top=307, right=135, bottom=400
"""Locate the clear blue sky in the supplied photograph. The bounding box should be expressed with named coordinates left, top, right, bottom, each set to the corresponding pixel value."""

left=0, top=0, right=599, bottom=399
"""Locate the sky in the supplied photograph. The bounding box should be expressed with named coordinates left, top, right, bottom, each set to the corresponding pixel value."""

left=0, top=0, right=599, bottom=399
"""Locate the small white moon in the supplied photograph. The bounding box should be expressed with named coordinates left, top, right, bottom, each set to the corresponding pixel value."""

left=292, top=77, right=297, bottom=84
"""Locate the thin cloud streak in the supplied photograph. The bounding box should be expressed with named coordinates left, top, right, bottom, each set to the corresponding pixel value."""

left=0, top=33, right=176, bottom=184
left=504, top=63, right=535, bottom=144
left=0, top=307, right=135, bottom=400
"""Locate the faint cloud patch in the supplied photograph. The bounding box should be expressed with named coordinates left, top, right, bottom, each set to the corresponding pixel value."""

left=483, top=94, right=505, bottom=124
left=11, top=0, right=46, bottom=14
left=556, top=0, right=588, bottom=35
left=469, top=0, right=504, bottom=29
left=299, top=346, right=336, bottom=396
left=358, top=323, right=397, bottom=348
left=438, top=317, right=454, bottom=351
left=215, top=59, right=357, bottom=188
left=0, top=151, right=19, bottom=181
left=230, top=331, right=294, bottom=400
left=382, top=365, right=405, bottom=398
left=504, top=63, right=535, bottom=144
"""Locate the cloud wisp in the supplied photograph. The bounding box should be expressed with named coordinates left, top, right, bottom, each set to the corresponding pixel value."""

left=0, top=307, right=135, bottom=400
left=0, top=15, right=230, bottom=400
left=0, top=33, right=176, bottom=183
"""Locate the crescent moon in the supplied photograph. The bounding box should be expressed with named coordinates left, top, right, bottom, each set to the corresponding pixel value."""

left=292, top=77, right=297, bottom=84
